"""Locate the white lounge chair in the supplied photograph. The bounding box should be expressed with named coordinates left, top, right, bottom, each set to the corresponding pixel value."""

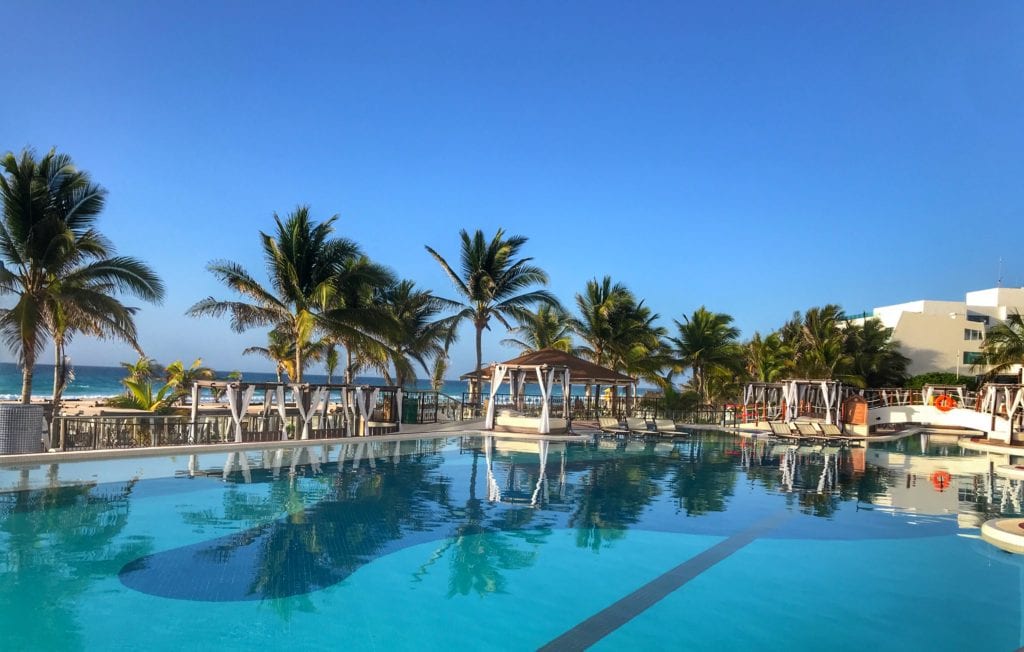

left=652, top=418, right=679, bottom=436
left=624, top=417, right=650, bottom=435
left=598, top=417, right=627, bottom=435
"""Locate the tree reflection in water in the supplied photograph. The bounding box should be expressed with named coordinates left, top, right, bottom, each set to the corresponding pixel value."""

left=9, top=432, right=934, bottom=625
left=0, top=472, right=151, bottom=650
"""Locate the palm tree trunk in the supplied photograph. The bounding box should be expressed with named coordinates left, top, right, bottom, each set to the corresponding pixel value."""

left=475, top=324, right=483, bottom=406
left=294, top=342, right=303, bottom=384
left=51, top=340, right=67, bottom=410
left=346, top=347, right=354, bottom=385
left=20, top=357, right=34, bottom=405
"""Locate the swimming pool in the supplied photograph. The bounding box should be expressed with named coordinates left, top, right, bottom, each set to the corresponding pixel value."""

left=1, top=432, right=1021, bottom=650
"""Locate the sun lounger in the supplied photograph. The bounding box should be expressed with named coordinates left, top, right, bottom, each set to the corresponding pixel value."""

left=768, top=421, right=796, bottom=437
left=624, top=417, right=650, bottom=435
left=652, top=418, right=679, bottom=435
left=794, top=422, right=820, bottom=437
left=819, top=423, right=843, bottom=437
left=598, top=417, right=627, bottom=435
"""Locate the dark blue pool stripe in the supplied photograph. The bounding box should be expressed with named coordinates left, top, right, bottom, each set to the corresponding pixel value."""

left=539, top=511, right=791, bottom=652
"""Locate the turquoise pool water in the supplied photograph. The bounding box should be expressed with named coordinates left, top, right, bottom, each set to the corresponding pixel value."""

left=1, top=432, right=1022, bottom=650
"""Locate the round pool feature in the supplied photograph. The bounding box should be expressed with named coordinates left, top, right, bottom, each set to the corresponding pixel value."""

left=981, top=518, right=1024, bottom=554
left=995, top=464, right=1024, bottom=481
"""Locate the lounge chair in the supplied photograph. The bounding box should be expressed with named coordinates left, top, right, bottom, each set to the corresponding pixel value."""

left=652, top=418, right=679, bottom=436
left=598, top=417, right=627, bottom=436
left=624, top=417, right=650, bottom=435
left=820, top=423, right=843, bottom=437
left=768, top=421, right=796, bottom=438
left=794, top=422, right=820, bottom=438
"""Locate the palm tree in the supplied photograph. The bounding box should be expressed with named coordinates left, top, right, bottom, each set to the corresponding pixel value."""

left=745, top=331, right=791, bottom=382
left=980, top=311, right=1024, bottom=379
left=377, top=280, right=459, bottom=388
left=573, top=276, right=633, bottom=367
left=188, top=206, right=361, bottom=383
left=242, top=327, right=323, bottom=383
left=0, top=148, right=164, bottom=404
left=326, top=254, right=397, bottom=384
left=668, top=307, right=742, bottom=405
left=323, top=343, right=340, bottom=384
left=501, top=304, right=578, bottom=354
left=843, top=318, right=909, bottom=387
left=425, top=229, right=556, bottom=381
left=793, top=305, right=850, bottom=378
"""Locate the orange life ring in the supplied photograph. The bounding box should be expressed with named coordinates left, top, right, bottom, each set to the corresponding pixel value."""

left=931, top=470, right=952, bottom=491
left=934, top=394, right=956, bottom=412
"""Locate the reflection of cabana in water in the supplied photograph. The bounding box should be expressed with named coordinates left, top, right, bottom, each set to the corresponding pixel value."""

left=482, top=436, right=567, bottom=507
left=463, top=348, right=637, bottom=434
left=187, top=380, right=403, bottom=443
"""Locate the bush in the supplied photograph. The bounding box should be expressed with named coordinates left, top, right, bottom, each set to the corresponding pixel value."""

left=906, top=372, right=978, bottom=391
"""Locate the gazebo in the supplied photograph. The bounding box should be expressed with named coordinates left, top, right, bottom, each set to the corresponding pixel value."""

left=460, top=348, right=637, bottom=434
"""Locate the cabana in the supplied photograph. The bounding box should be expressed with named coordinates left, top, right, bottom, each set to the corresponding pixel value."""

left=461, top=348, right=637, bottom=434
left=187, top=380, right=402, bottom=443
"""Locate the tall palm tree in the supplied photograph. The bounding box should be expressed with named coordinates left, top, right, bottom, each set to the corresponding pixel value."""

left=501, top=304, right=578, bottom=354
left=377, top=280, right=459, bottom=388
left=980, top=311, right=1024, bottom=379
left=326, top=254, right=396, bottom=384
left=425, top=228, right=556, bottom=381
left=573, top=276, right=632, bottom=367
left=189, top=206, right=361, bottom=383
left=0, top=148, right=164, bottom=404
left=668, top=307, right=742, bottom=405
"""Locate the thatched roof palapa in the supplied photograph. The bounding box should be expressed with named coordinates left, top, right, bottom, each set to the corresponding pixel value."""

left=460, top=348, right=635, bottom=385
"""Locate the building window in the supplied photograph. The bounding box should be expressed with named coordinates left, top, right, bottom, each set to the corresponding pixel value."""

left=966, top=314, right=990, bottom=325
left=964, top=329, right=983, bottom=341
left=963, top=351, right=984, bottom=364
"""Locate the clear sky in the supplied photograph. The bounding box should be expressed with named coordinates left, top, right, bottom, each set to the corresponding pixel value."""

left=1, top=1, right=1022, bottom=376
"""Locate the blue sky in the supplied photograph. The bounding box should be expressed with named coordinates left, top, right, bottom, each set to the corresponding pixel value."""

left=1, top=1, right=1022, bottom=376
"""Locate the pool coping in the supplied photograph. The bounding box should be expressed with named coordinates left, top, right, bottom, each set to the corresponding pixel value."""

left=0, top=420, right=591, bottom=467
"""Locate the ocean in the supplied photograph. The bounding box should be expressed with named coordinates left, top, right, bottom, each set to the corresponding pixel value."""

left=0, top=363, right=471, bottom=401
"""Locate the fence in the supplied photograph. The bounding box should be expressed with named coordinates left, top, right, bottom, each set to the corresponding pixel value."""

left=461, top=393, right=740, bottom=426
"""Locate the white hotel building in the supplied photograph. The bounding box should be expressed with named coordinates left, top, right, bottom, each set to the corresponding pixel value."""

left=865, top=287, right=1024, bottom=377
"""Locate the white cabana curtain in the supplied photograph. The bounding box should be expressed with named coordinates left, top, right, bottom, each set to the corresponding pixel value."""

left=338, top=387, right=353, bottom=435
left=1009, top=388, right=1024, bottom=422
left=226, top=384, right=255, bottom=443
left=354, top=387, right=380, bottom=437
left=783, top=382, right=798, bottom=423
left=274, top=385, right=289, bottom=440
left=535, top=367, right=555, bottom=434
left=292, top=385, right=327, bottom=440
left=485, top=365, right=509, bottom=429
left=396, top=388, right=403, bottom=432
